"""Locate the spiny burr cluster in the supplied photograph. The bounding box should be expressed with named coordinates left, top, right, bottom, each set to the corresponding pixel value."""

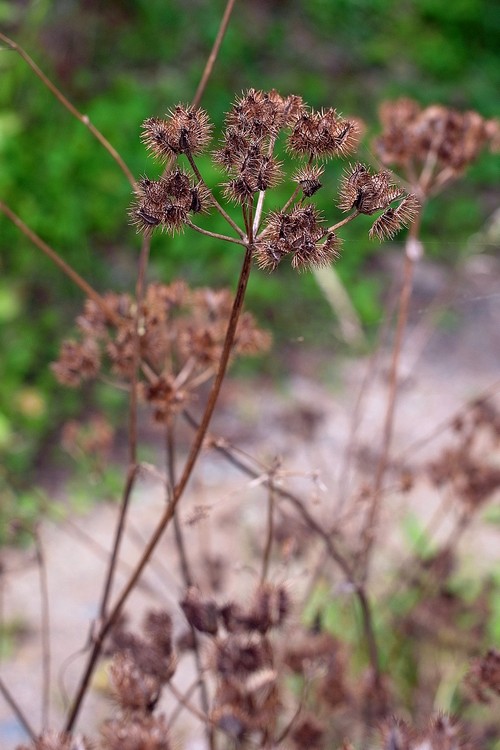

left=131, top=89, right=419, bottom=272
left=52, top=281, right=270, bottom=424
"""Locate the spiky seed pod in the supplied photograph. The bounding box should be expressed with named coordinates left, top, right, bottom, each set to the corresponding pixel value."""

left=51, top=339, right=101, bottom=387
left=288, top=108, right=359, bottom=158
left=215, top=633, right=274, bottom=677
left=225, top=88, right=286, bottom=139
left=338, top=163, right=407, bottom=215
left=143, top=610, right=173, bottom=655
left=292, top=232, right=342, bottom=271
left=180, top=587, right=219, bottom=635
left=369, top=194, right=420, bottom=240
left=109, top=652, right=161, bottom=712
left=243, top=583, right=291, bottom=632
left=141, top=105, right=212, bottom=159
left=293, top=164, right=324, bottom=197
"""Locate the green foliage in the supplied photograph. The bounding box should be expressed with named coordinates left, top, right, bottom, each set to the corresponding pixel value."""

left=0, top=0, right=498, bottom=517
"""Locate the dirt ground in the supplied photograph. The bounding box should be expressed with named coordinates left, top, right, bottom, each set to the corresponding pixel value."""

left=1, top=252, right=500, bottom=749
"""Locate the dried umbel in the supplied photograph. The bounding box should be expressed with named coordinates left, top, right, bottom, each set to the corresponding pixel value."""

left=52, top=281, right=271, bottom=424
left=375, top=97, right=500, bottom=195
left=105, top=608, right=176, bottom=710
left=131, top=89, right=418, bottom=274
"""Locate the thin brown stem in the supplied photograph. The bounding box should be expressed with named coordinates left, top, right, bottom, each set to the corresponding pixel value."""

left=97, top=465, right=138, bottom=621
left=182, top=410, right=382, bottom=685
left=360, top=211, right=422, bottom=578
left=185, top=219, right=246, bottom=246
left=64, top=245, right=253, bottom=732
left=166, top=423, right=214, bottom=750
left=168, top=680, right=210, bottom=724
left=0, top=32, right=136, bottom=187
left=186, top=153, right=245, bottom=238
left=34, top=529, right=51, bottom=728
left=191, top=0, right=238, bottom=109
left=0, top=676, right=37, bottom=741
left=260, top=478, right=276, bottom=583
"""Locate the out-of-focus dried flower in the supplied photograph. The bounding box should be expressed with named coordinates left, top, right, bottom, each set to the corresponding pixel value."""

left=375, top=98, right=500, bottom=192
left=180, top=587, right=219, bottom=635
left=293, top=164, right=324, bottom=197
left=291, top=715, right=325, bottom=749
left=109, top=652, right=161, bottom=712
left=51, top=339, right=100, bottom=387
left=53, top=282, right=270, bottom=425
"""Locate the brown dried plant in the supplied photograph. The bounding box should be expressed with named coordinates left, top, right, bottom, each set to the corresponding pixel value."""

left=2, top=5, right=500, bottom=750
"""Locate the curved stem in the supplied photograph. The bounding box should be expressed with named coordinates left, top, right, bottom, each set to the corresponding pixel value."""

left=185, top=219, right=246, bottom=246
left=0, top=32, right=136, bottom=188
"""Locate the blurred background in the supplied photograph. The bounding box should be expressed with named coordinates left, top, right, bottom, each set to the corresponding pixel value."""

left=0, top=0, right=499, bottom=535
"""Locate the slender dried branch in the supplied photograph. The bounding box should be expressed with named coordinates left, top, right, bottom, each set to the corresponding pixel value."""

left=0, top=31, right=136, bottom=187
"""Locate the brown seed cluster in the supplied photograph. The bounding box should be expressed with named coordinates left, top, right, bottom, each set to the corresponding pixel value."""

left=131, top=171, right=211, bottom=234
left=132, top=89, right=419, bottom=275
left=100, top=610, right=176, bottom=750
left=428, top=399, right=500, bottom=511
left=255, top=205, right=341, bottom=272
left=375, top=98, right=500, bottom=193
left=338, top=163, right=419, bottom=239
left=52, top=281, right=271, bottom=424
left=177, top=583, right=290, bottom=741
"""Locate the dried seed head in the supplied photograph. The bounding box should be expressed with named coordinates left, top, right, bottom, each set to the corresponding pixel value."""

left=51, top=339, right=101, bottom=387
left=369, top=194, right=420, bottom=241
left=180, top=587, right=219, bottom=635
left=109, top=652, right=161, bottom=712
left=291, top=715, right=326, bottom=749
left=141, top=105, right=212, bottom=159
left=288, top=108, right=359, bottom=158
left=293, top=164, right=324, bottom=197
left=243, top=583, right=291, bottom=633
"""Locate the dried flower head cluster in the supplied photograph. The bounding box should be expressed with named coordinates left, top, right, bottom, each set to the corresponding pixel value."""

left=131, top=89, right=418, bottom=274
left=428, top=398, right=500, bottom=511
left=52, top=281, right=270, bottom=423
left=178, top=583, right=290, bottom=741
left=375, top=98, right=500, bottom=195
left=100, top=610, right=175, bottom=750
